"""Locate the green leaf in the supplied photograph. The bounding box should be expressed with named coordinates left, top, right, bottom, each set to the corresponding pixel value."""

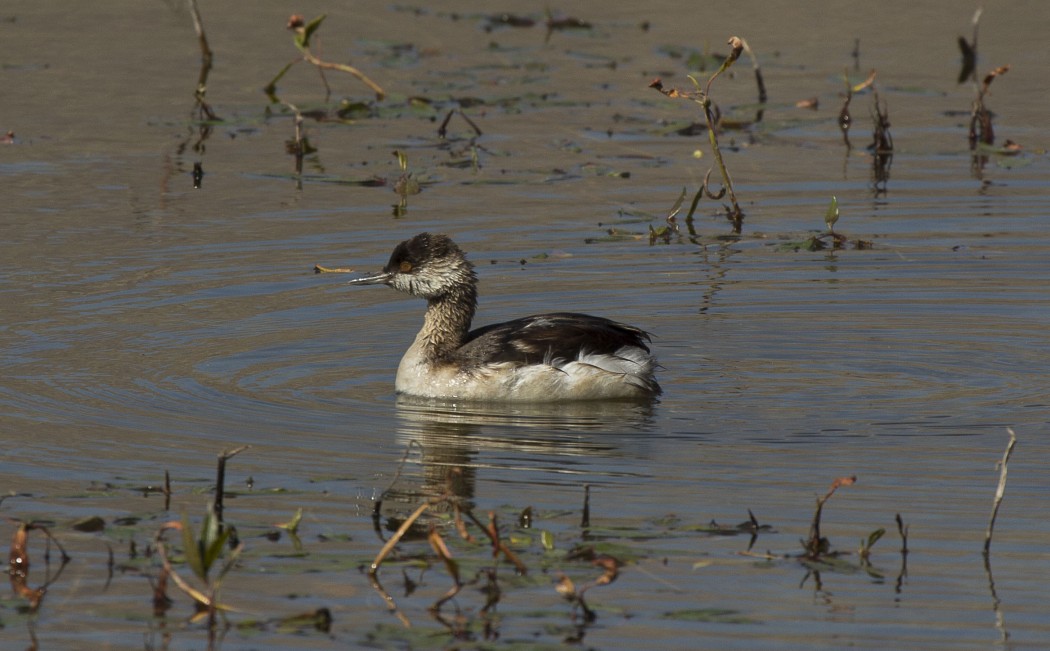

left=203, top=529, right=231, bottom=575
left=264, top=60, right=297, bottom=97
left=541, top=530, right=555, bottom=551
left=216, top=543, right=244, bottom=583
left=181, top=512, right=205, bottom=581
left=276, top=507, right=303, bottom=534
left=667, top=187, right=687, bottom=219
left=824, top=196, right=839, bottom=232
left=295, top=14, right=327, bottom=50
left=864, top=527, right=886, bottom=550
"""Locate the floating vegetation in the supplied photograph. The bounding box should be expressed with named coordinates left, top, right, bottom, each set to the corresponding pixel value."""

left=1, top=427, right=1030, bottom=647
left=782, top=197, right=873, bottom=251
left=259, top=14, right=388, bottom=188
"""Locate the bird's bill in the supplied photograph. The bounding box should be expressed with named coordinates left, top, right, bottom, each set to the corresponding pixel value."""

left=346, top=270, right=394, bottom=286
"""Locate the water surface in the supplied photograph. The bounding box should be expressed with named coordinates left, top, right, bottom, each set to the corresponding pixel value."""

left=1, top=1, right=1049, bottom=648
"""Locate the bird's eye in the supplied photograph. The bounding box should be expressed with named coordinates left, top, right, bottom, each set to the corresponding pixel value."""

left=399, top=261, right=413, bottom=273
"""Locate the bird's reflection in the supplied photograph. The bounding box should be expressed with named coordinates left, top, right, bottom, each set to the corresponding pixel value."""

left=372, top=397, right=655, bottom=540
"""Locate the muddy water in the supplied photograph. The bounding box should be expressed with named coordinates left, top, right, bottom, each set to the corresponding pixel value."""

left=2, top=1, right=1049, bottom=648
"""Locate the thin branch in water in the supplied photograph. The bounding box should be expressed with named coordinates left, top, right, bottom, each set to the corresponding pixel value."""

left=427, top=526, right=463, bottom=611
left=370, top=501, right=432, bottom=576
left=8, top=521, right=72, bottom=612
left=983, top=428, right=1017, bottom=555
left=214, top=445, right=250, bottom=526
left=969, top=65, right=1009, bottom=149
left=804, top=475, right=857, bottom=559
left=438, top=109, right=483, bottom=139
left=739, top=37, right=766, bottom=116
left=581, top=484, right=591, bottom=530
left=895, top=513, right=909, bottom=556
left=463, top=509, right=528, bottom=575
left=188, top=0, right=213, bottom=71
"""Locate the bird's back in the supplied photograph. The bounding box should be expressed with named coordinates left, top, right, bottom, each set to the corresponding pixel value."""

left=436, top=312, right=661, bottom=400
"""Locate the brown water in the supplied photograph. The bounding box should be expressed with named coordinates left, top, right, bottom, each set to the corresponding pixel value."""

left=2, top=1, right=1049, bottom=649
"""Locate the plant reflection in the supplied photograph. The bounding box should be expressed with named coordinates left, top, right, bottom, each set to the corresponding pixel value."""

left=365, top=398, right=655, bottom=639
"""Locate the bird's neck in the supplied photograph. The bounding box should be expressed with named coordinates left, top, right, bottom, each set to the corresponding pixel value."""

left=417, top=285, right=477, bottom=360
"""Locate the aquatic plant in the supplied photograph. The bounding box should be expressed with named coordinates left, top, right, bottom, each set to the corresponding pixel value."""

left=837, top=67, right=876, bottom=150
left=794, top=197, right=872, bottom=251
left=260, top=14, right=387, bottom=188
left=367, top=461, right=528, bottom=629
left=391, top=150, right=421, bottom=217
left=969, top=64, right=1010, bottom=150
left=264, top=14, right=385, bottom=102
left=802, top=475, right=856, bottom=559
left=650, top=35, right=757, bottom=234
left=7, top=521, right=70, bottom=613
left=835, top=42, right=893, bottom=194
left=957, top=7, right=1020, bottom=178
left=150, top=446, right=251, bottom=647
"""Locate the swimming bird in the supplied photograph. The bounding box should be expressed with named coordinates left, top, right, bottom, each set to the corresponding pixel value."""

left=347, top=233, right=660, bottom=402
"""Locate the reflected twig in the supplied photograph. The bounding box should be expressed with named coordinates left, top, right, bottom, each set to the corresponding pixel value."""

left=368, top=571, right=413, bottom=628
left=868, top=88, right=893, bottom=196
left=180, top=0, right=219, bottom=190
left=371, top=440, right=426, bottom=542
left=894, top=513, right=909, bottom=594
left=8, top=521, right=71, bottom=612
left=983, top=551, right=1010, bottom=645
left=957, top=8, right=982, bottom=85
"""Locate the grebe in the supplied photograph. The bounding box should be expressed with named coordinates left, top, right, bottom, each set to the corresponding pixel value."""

left=347, top=233, right=660, bottom=402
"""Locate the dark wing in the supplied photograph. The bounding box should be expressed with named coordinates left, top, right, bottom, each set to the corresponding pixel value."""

left=457, top=312, right=653, bottom=367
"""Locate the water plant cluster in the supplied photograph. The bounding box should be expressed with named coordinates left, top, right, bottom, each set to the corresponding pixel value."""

left=174, top=6, right=1021, bottom=242
left=4, top=428, right=1019, bottom=647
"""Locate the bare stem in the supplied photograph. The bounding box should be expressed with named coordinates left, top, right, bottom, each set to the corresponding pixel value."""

left=303, top=51, right=386, bottom=101
left=983, top=428, right=1017, bottom=555
left=214, top=445, right=250, bottom=526
left=188, top=0, right=213, bottom=71
left=369, top=501, right=432, bottom=576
